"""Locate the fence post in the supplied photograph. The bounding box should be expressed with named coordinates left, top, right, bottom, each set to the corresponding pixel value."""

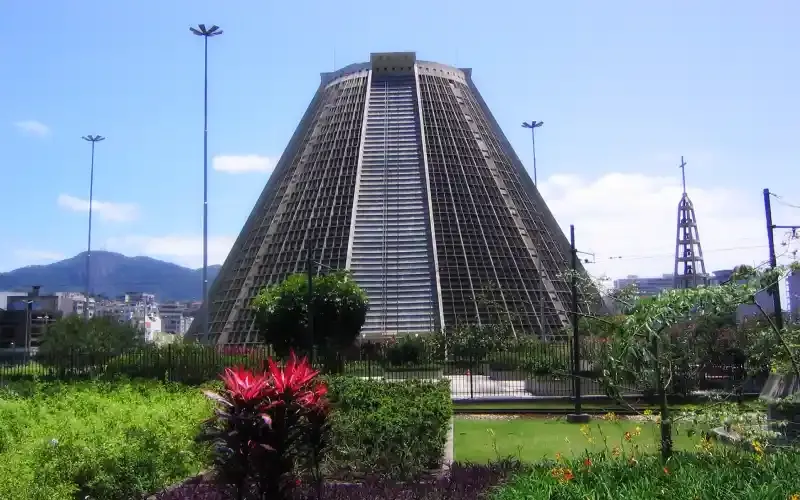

left=469, top=355, right=474, bottom=400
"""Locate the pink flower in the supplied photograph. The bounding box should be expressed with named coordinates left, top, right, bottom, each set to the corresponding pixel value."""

left=266, top=351, right=319, bottom=397
left=220, top=366, right=270, bottom=402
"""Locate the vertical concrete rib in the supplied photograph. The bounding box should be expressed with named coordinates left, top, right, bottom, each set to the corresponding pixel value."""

left=345, top=71, right=373, bottom=269
left=413, top=63, right=446, bottom=333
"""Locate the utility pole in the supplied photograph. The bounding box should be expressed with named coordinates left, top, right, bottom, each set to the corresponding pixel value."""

left=82, top=135, right=105, bottom=320
left=522, top=121, right=544, bottom=185
left=763, top=188, right=800, bottom=332
left=24, top=300, right=32, bottom=357
left=190, top=24, right=223, bottom=342
left=567, top=224, right=590, bottom=424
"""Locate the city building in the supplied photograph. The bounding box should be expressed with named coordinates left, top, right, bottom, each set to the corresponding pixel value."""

left=613, top=274, right=675, bottom=297
left=96, top=292, right=162, bottom=342
left=191, top=51, right=595, bottom=345
left=159, top=302, right=194, bottom=335
left=0, top=291, right=23, bottom=310
left=57, top=292, right=96, bottom=318
left=0, top=286, right=63, bottom=351
left=709, top=269, right=735, bottom=285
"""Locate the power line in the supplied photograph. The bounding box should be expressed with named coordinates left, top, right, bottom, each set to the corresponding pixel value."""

left=601, top=244, right=770, bottom=262
left=769, top=192, right=800, bottom=210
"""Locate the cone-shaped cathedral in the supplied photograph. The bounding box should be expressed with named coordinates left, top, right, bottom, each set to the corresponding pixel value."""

left=190, top=52, right=595, bottom=345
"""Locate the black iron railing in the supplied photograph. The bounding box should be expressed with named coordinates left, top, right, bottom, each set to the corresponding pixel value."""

left=0, top=341, right=765, bottom=400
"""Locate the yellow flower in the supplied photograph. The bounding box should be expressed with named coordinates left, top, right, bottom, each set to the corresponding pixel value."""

left=752, top=440, right=764, bottom=455
left=643, top=409, right=653, bottom=416
left=695, top=436, right=714, bottom=454
left=604, top=411, right=619, bottom=422
left=580, top=424, right=591, bottom=436
left=555, top=452, right=564, bottom=462
left=788, top=494, right=799, bottom=500
left=634, top=426, right=642, bottom=436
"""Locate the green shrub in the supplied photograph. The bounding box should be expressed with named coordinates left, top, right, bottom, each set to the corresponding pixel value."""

left=37, top=315, right=144, bottom=370
left=385, top=335, right=431, bottom=367
left=0, top=379, right=211, bottom=500
left=493, top=450, right=800, bottom=500
left=324, top=376, right=452, bottom=479
left=485, top=347, right=532, bottom=371
left=517, top=343, right=571, bottom=376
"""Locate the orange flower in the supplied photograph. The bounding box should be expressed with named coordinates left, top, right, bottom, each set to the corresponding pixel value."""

left=584, top=457, right=592, bottom=467
left=663, top=467, right=670, bottom=475
left=550, top=466, right=575, bottom=483
left=624, top=431, right=632, bottom=441
left=788, top=494, right=799, bottom=500
left=555, top=452, right=563, bottom=462
left=612, top=446, right=621, bottom=457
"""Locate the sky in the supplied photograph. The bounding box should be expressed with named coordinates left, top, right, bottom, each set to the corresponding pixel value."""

left=1, top=0, right=799, bottom=292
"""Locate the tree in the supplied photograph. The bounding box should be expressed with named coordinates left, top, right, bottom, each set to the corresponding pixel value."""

left=440, top=322, right=514, bottom=362
left=598, top=263, right=800, bottom=459
left=38, top=315, right=144, bottom=368
left=251, top=271, right=369, bottom=364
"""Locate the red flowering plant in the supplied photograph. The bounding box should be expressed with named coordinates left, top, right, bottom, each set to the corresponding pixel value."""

left=198, top=351, right=331, bottom=500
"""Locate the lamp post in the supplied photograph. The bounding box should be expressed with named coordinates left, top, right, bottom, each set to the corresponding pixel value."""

left=82, top=135, right=105, bottom=320
left=189, top=24, right=223, bottom=342
left=521, top=121, right=543, bottom=185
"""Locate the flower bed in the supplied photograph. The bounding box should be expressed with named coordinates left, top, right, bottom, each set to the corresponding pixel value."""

left=186, top=353, right=453, bottom=499
left=493, top=450, right=800, bottom=500
left=153, top=462, right=521, bottom=499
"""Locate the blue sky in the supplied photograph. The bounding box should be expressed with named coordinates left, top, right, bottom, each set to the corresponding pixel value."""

left=1, top=0, right=798, bottom=285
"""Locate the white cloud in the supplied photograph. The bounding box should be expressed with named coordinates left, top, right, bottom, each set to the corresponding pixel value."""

left=57, top=194, right=139, bottom=222
left=538, top=172, right=797, bottom=283
left=104, top=234, right=235, bottom=268
left=14, top=120, right=50, bottom=137
left=213, top=155, right=275, bottom=174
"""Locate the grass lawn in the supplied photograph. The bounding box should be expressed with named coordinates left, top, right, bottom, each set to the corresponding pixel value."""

left=455, top=416, right=705, bottom=463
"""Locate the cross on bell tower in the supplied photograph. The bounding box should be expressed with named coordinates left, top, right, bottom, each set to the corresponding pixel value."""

left=673, top=156, right=708, bottom=289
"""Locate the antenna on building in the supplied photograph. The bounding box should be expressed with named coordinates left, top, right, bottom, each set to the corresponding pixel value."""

left=673, top=156, right=708, bottom=289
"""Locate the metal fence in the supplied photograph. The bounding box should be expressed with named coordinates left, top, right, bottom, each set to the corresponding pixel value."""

left=0, top=341, right=766, bottom=400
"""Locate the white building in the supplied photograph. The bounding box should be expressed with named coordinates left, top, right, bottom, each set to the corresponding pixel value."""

left=56, top=292, right=96, bottom=318
left=159, top=302, right=193, bottom=335
left=96, top=292, right=162, bottom=342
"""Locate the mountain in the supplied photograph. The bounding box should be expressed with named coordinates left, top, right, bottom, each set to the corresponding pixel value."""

left=0, top=251, right=221, bottom=301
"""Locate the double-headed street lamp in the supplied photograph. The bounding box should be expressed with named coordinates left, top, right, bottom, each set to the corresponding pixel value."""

left=189, top=24, right=223, bottom=342
left=82, top=134, right=105, bottom=320
left=521, top=121, right=543, bottom=185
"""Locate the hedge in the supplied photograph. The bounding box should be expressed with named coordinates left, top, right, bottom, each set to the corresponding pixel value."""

left=325, top=376, right=453, bottom=479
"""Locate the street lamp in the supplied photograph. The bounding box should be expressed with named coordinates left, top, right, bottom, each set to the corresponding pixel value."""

left=521, top=121, right=543, bottom=185
left=189, top=24, right=223, bottom=342
left=82, top=135, right=105, bottom=320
